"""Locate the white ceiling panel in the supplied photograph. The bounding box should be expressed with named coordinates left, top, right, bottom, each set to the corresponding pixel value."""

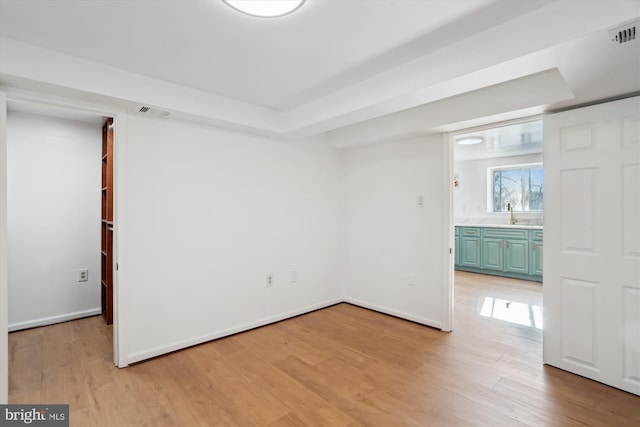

left=0, top=0, right=638, bottom=140
left=0, top=0, right=497, bottom=109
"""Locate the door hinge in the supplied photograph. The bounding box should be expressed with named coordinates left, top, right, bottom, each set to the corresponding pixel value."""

left=116, top=263, right=119, bottom=271
left=449, top=248, right=452, bottom=254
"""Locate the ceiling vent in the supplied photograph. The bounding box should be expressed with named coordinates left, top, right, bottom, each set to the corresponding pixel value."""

left=138, top=105, right=170, bottom=117
left=609, top=21, right=637, bottom=44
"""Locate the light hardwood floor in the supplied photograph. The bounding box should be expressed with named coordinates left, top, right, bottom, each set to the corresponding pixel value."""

left=9, top=271, right=640, bottom=426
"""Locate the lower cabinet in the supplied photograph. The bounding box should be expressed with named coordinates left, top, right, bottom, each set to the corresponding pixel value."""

left=504, top=239, right=529, bottom=274
left=454, top=235, right=460, bottom=266
left=455, top=226, right=542, bottom=281
left=530, top=229, right=543, bottom=277
left=459, top=227, right=481, bottom=268
left=482, top=238, right=504, bottom=271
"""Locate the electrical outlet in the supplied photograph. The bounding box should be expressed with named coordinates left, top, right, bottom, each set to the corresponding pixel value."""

left=78, top=269, right=88, bottom=282
left=266, top=274, right=274, bottom=287
left=416, top=195, right=424, bottom=208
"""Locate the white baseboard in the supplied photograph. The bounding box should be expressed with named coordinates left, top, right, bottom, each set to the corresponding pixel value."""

left=7, top=298, right=443, bottom=364
left=343, top=297, right=443, bottom=330
left=124, top=296, right=444, bottom=365
left=8, top=307, right=102, bottom=332
left=126, top=298, right=343, bottom=365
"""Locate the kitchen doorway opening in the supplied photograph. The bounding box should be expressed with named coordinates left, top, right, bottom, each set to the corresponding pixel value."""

left=449, top=117, right=544, bottom=334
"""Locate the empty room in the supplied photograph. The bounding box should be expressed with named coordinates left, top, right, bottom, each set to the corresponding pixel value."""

left=1, top=1, right=639, bottom=426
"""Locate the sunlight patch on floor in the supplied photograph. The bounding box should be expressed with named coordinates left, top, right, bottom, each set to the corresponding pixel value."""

left=480, top=297, right=543, bottom=329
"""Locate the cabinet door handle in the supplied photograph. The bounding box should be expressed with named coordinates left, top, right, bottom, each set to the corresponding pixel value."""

left=499, top=240, right=502, bottom=249
left=476, top=239, right=480, bottom=247
left=533, top=242, right=537, bottom=251
left=506, top=240, right=510, bottom=249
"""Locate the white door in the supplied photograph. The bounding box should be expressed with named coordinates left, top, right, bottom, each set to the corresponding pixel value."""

left=543, top=96, right=640, bottom=395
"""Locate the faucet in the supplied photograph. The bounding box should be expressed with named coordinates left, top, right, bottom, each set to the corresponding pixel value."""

left=507, top=203, right=517, bottom=225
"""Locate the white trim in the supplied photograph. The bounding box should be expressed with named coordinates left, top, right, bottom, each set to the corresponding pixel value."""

left=0, top=91, right=9, bottom=403
left=126, top=298, right=343, bottom=365
left=343, top=297, right=443, bottom=330
left=2, top=87, right=125, bottom=123
left=441, top=134, right=454, bottom=332
left=112, top=113, right=127, bottom=368
left=447, top=114, right=544, bottom=140
left=487, top=162, right=543, bottom=173
left=8, top=308, right=101, bottom=332
left=128, top=295, right=448, bottom=365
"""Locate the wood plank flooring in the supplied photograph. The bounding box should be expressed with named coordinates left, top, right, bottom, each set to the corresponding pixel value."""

left=9, top=271, right=640, bottom=426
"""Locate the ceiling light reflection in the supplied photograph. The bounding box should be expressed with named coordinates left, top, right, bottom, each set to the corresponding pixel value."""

left=456, top=137, right=484, bottom=145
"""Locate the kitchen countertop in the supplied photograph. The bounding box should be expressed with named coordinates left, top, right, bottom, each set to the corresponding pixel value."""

left=455, top=223, right=543, bottom=230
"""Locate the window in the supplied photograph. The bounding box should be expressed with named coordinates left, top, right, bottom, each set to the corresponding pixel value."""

left=490, top=164, right=543, bottom=212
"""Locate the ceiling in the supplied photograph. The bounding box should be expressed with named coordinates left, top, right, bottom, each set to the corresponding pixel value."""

left=454, top=119, right=543, bottom=161
left=0, top=0, right=639, bottom=144
left=0, top=0, right=498, bottom=110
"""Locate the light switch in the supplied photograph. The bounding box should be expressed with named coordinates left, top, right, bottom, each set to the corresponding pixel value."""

left=417, top=195, right=424, bottom=207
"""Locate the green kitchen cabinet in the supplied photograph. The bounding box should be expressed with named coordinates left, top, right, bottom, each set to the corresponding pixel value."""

left=482, top=237, right=529, bottom=274
left=504, top=239, right=529, bottom=274
left=530, top=230, right=543, bottom=276
left=459, top=227, right=481, bottom=268
left=453, top=227, right=460, bottom=266
left=482, top=228, right=529, bottom=277
left=455, top=226, right=541, bottom=282
left=482, top=238, right=504, bottom=271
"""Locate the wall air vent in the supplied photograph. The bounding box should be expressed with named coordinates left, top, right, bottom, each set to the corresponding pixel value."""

left=609, top=21, right=638, bottom=44
left=138, top=105, right=170, bottom=117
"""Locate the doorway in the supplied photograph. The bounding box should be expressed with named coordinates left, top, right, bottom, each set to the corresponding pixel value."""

left=0, top=96, right=121, bottom=401
left=450, top=118, right=544, bottom=332
left=6, top=103, right=106, bottom=331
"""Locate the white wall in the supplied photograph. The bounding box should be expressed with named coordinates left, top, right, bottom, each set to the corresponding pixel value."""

left=7, top=111, right=102, bottom=330
left=119, top=115, right=343, bottom=363
left=341, top=135, right=447, bottom=328
left=454, top=153, right=543, bottom=225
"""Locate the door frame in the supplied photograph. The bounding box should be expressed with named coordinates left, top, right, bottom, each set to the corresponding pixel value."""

left=1, top=92, right=8, bottom=403
left=0, top=90, right=128, bottom=401
left=441, top=134, right=454, bottom=332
